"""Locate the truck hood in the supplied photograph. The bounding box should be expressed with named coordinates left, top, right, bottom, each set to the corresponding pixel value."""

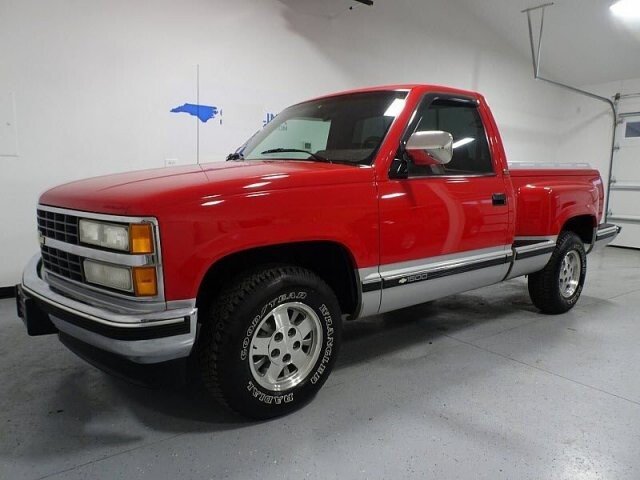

left=39, top=160, right=374, bottom=215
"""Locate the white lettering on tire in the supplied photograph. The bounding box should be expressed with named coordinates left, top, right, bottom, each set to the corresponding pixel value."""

left=247, top=381, right=294, bottom=405
left=310, top=303, right=334, bottom=385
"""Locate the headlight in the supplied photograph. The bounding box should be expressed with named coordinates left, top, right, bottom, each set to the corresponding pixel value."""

left=83, top=260, right=132, bottom=291
left=79, top=220, right=154, bottom=253
left=79, top=220, right=129, bottom=251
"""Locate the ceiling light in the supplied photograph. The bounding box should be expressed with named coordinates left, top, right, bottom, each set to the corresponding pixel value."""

left=384, top=98, right=406, bottom=117
left=453, top=137, right=475, bottom=149
left=610, top=0, right=640, bottom=19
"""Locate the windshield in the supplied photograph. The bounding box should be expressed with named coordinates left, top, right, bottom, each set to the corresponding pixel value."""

left=238, top=91, right=408, bottom=165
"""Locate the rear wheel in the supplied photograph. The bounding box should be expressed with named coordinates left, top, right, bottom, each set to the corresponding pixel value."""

left=196, top=266, right=341, bottom=419
left=528, top=231, right=587, bottom=314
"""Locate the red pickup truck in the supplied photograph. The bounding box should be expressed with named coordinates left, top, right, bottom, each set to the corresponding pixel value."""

left=16, top=84, right=620, bottom=418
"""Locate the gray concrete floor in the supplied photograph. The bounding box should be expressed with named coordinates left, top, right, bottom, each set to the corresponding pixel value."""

left=1, top=247, right=640, bottom=479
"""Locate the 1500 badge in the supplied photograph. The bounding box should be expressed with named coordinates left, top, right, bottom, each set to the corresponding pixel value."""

left=399, top=272, right=429, bottom=284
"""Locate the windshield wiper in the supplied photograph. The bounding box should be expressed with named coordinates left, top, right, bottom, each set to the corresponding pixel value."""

left=226, top=152, right=244, bottom=161
left=260, top=148, right=331, bottom=163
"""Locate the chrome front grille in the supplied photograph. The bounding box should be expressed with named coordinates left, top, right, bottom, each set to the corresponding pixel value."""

left=41, top=245, right=84, bottom=282
left=37, top=209, right=79, bottom=245
left=36, top=204, right=164, bottom=304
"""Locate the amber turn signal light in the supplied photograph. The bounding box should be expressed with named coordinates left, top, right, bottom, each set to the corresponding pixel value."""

left=130, top=224, right=154, bottom=254
left=133, top=267, right=157, bottom=296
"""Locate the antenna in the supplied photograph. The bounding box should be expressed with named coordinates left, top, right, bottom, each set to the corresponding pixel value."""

left=196, top=63, right=200, bottom=165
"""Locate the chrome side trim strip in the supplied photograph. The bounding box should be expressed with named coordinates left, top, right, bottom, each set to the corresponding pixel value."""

left=514, top=235, right=558, bottom=243
left=357, top=266, right=382, bottom=319
left=379, top=263, right=509, bottom=315
left=506, top=253, right=553, bottom=279
left=43, top=237, right=155, bottom=267
left=513, top=239, right=556, bottom=259
left=379, top=246, right=511, bottom=282
left=355, top=246, right=512, bottom=318
left=506, top=237, right=557, bottom=279
left=382, top=254, right=510, bottom=288
left=362, top=282, right=382, bottom=293
left=359, top=266, right=382, bottom=285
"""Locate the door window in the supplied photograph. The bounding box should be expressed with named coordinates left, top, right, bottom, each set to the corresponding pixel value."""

left=406, top=98, right=494, bottom=176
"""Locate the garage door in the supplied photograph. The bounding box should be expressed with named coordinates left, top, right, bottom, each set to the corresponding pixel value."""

left=609, top=114, right=640, bottom=249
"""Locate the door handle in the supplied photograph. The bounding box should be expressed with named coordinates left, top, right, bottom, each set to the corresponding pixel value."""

left=492, top=193, right=507, bottom=206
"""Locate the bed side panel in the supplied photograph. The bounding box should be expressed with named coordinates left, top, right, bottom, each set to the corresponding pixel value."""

left=511, top=170, right=603, bottom=237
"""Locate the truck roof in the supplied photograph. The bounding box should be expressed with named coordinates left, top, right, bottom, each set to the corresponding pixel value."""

left=306, top=84, right=484, bottom=102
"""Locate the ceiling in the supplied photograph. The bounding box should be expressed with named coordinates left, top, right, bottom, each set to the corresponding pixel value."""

left=458, top=0, right=640, bottom=86
left=278, top=0, right=371, bottom=18
left=279, top=0, right=640, bottom=86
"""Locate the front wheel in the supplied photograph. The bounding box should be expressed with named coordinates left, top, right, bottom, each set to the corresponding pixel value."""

left=528, top=231, right=587, bottom=314
left=196, top=266, right=341, bottom=419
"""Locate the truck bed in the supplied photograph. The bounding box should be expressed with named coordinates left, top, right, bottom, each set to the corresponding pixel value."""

left=509, top=164, right=605, bottom=237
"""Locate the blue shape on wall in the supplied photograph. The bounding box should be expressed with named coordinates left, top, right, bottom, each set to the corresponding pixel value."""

left=263, top=112, right=277, bottom=126
left=170, top=103, right=220, bottom=123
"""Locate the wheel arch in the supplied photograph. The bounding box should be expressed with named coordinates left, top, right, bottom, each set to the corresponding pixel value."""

left=561, top=214, right=597, bottom=246
left=195, top=241, right=361, bottom=319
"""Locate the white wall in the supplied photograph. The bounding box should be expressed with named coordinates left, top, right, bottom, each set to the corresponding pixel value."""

left=557, top=77, right=640, bottom=212
left=0, top=0, right=572, bottom=287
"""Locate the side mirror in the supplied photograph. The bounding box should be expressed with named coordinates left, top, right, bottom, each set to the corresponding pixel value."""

left=405, top=130, right=454, bottom=166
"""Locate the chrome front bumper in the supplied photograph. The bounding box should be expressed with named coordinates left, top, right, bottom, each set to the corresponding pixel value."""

left=19, top=254, right=197, bottom=364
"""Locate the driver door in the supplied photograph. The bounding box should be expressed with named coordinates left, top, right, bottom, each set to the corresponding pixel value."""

left=377, top=94, right=512, bottom=313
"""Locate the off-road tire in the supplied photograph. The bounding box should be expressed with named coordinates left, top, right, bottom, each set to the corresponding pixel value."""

left=528, top=231, right=587, bottom=314
left=196, top=266, right=341, bottom=419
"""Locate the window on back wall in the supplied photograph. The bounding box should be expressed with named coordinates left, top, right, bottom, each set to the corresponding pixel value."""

left=626, top=121, right=640, bottom=138
left=408, top=99, right=494, bottom=176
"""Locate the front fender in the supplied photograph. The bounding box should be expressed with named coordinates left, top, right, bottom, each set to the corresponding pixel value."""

left=156, top=182, right=379, bottom=301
